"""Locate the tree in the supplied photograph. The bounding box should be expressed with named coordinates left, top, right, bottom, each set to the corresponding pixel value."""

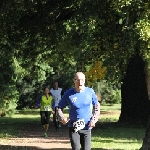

left=0, top=0, right=149, bottom=125
left=65, top=0, right=150, bottom=124
left=0, top=0, right=80, bottom=112
left=119, top=54, right=150, bottom=124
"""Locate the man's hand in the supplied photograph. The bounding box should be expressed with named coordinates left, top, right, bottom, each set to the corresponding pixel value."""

left=61, top=117, right=70, bottom=125
left=52, top=110, right=55, bottom=114
left=88, top=121, right=95, bottom=128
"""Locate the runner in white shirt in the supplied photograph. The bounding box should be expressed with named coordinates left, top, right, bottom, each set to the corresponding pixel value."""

left=50, top=81, right=63, bottom=131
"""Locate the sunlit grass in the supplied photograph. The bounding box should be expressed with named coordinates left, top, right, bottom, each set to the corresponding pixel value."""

left=0, top=104, right=146, bottom=149
left=92, top=126, right=144, bottom=150
left=101, top=104, right=121, bottom=111
left=91, top=104, right=144, bottom=150
left=0, top=109, right=40, bottom=138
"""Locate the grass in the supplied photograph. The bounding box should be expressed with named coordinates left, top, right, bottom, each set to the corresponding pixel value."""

left=92, top=125, right=144, bottom=150
left=91, top=104, right=145, bottom=150
left=0, top=104, right=145, bottom=150
left=0, top=109, right=40, bottom=138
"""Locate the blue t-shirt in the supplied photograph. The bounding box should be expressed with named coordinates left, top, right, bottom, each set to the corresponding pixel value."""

left=58, top=87, right=99, bottom=129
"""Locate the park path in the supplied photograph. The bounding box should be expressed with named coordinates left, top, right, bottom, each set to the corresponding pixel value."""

left=0, top=111, right=119, bottom=150
left=0, top=120, right=71, bottom=150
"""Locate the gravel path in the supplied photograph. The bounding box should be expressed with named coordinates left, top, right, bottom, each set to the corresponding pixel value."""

left=0, top=121, right=71, bottom=150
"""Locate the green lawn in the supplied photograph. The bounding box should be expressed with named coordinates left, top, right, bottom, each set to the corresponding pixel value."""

left=0, top=109, right=40, bottom=138
left=92, top=104, right=145, bottom=150
left=0, top=104, right=145, bottom=150
left=92, top=125, right=144, bottom=150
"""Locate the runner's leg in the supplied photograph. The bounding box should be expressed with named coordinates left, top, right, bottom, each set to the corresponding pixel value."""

left=40, top=111, right=47, bottom=136
left=40, top=111, right=46, bottom=127
left=53, top=108, right=59, bottom=130
left=69, top=127, right=80, bottom=150
left=79, top=129, right=91, bottom=150
left=45, top=111, right=51, bottom=132
left=44, top=111, right=51, bottom=137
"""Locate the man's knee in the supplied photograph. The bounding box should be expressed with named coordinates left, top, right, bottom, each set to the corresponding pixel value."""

left=70, top=138, right=80, bottom=150
left=69, top=128, right=80, bottom=150
left=80, top=130, right=91, bottom=150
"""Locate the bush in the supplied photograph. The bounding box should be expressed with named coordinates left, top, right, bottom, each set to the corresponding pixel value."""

left=0, top=84, right=19, bottom=117
left=93, top=81, right=121, bottom=105
left=101, top=88, right=121, bottom=105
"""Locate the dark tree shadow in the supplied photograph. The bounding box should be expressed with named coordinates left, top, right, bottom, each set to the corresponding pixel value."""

left=0, top=145, right=72, bottom=150
left=0, top=145, right=123, bottom=150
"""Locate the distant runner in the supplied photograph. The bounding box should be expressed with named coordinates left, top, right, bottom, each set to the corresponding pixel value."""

left=37, top=87, right=53, bottom=137
left=50, top=81, right=63, bottom=131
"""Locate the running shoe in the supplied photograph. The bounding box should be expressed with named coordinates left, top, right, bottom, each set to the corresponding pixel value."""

left=44, top=132, right=48, bottom=137
left=55, top=128, right=59, bottom=131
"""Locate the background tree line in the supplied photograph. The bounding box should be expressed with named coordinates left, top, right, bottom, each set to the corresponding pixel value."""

left=0, top=0, right=149, bottom=126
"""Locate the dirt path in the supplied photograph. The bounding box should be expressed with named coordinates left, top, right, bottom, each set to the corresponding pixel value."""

left=0, top=112, right=120, bottom=150
left=0, top=120, right=71, bottom=150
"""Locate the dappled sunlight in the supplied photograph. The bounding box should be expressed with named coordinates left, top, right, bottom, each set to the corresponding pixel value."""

left=11, top=114, right=40, bottom=119
left=92, top=141, right=142, bottom=150
left=0, top=137, right=71, bottom=149
left=100, top=104, right=121, bottom=111
left=92, top=125, right=144, bottom=150
left=100, top=112, right=120, bottom=122
left=92, top=132, right=143, bottom=149
left=0, top=129, right=71, bottom=149
left=0, top=104, right=145, bottom=149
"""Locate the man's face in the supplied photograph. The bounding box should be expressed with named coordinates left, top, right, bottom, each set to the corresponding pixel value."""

left=74, top=73, right=85, bottom=91
left=54, top=82, right=58, bottom=88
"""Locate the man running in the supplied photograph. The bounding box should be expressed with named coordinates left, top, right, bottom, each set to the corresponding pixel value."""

left=56, top=72, right=100, bottom=150
left=37, top=87, right=53, bottom=137
left=50, top=81, right=63, bottom=131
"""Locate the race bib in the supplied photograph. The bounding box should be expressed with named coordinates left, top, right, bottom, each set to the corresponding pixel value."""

left=73, top=119, right=85, bottom=132
left=55, top=98, right=59, bottom=102
left=44, top=106, right=51, bottom=111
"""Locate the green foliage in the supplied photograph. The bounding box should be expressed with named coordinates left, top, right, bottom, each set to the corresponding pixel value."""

left=66, top=0, right=150, bottom=84
left=101, top=87, right=121, bottom=105
left=0, top=85, right=19, bottom=117
left=0, top=0, right=149, bottom=114
left=93, top=81, right=121, bottom=105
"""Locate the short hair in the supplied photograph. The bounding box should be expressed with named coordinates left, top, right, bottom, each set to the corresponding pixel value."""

left=53, top=81, right=58, bottom=84
left=74, top=72, right=85, bottom=79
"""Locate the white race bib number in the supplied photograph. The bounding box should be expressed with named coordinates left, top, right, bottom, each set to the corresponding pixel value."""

left=55, top=98, right=59, bottom=102
left=73, top=119, right=85, bottom=132
left=44, top=106, right=51, bottom=111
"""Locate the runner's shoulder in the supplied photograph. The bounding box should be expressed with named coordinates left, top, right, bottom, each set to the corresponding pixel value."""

left=58, top=87, right=62, bottom=90
left=63, top=88, right=75, bottom=96
left=50, top=88, right=53, bottom=92
left=85, top=87, right=94, bottom=92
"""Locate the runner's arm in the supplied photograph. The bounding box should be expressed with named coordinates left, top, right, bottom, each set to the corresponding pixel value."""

left=90, top=89, right=100, bottom=124
left=56, top=93, right=68, bottom=121
left=37, top=95, right=42, bottom=108
left=52, top=99, right=55, bottom=111
left=61, top=89, right=64, bottom=97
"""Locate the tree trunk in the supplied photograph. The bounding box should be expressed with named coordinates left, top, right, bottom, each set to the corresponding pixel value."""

left=140, top=59, right=150, bottom=150
left=119, top=55, right=150, bottom=124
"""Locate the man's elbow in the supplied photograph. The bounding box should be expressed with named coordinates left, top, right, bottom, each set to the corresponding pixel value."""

left=95, top=102, right=100, bottom=115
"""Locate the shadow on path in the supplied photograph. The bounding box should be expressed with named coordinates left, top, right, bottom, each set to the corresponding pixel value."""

left=0, top=145, right=71, bottom=150
left=0, top=145, right=123, bottom=150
